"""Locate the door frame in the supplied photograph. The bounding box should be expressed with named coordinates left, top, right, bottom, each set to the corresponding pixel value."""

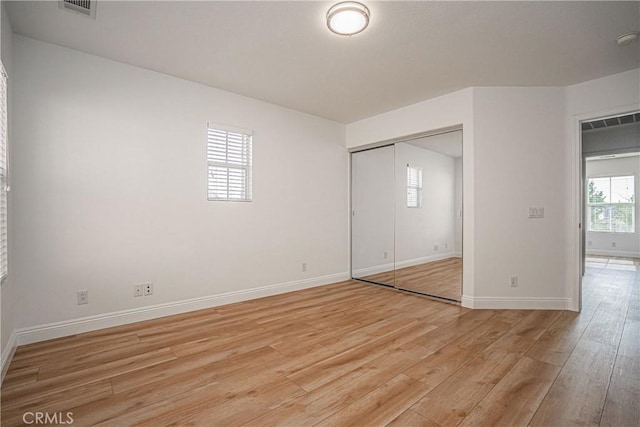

left=572, top=104, right=640, bottom=312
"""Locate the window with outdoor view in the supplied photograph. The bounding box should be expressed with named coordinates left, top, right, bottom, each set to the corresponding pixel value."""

left=588, top=175, right=635, bottom=233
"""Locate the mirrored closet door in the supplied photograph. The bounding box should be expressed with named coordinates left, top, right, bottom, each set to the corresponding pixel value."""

left=351, top=131, right=463, bottom=302
left=351, top=145, right=395, bottom=287
left=393, top=132, right=462, bottom=301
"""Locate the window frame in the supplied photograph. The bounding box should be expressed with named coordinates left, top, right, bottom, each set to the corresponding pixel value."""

left=587, top=174, right=636, bottom=234
left=0, top=64, right=8, bottom=283
left=206, top=123, right=253, bottom=202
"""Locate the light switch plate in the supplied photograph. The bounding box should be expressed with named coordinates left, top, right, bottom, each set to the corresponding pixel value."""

left=528, top=207, right=544, bottom=219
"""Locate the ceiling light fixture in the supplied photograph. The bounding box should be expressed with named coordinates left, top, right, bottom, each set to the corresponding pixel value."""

left=617, top=31, right=640, bottom=46
left=327, top=2, right=370, bottom=36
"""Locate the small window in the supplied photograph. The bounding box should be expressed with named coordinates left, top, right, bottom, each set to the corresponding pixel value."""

left=588, top=175, right=635, bottom=233
left=407, top=165, right=422, bottom=208
left=207, top=124, right=252, bottom=201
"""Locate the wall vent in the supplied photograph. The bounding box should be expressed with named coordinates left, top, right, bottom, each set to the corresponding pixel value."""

left=58, top=0, right=96, bottom=19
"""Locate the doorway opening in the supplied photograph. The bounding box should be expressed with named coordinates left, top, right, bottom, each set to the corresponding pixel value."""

left=579, top=111, right=639, bottom=309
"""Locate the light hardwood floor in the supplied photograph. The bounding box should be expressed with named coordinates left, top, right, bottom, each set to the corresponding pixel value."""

left=360, top=257, right=462, bottom=301
left=1, top=257, right=637, bottom=426
left=394, top=257, right=461, bottom=300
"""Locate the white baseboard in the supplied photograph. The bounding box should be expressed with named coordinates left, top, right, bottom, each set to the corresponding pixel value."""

left=586, top=249, right=640, bottom=258
left=1, top=331, right=17, bottom=385
left=353, top=252, right=460, bottom=277
left=352, top=262, right=394, bottom=277
left=395, top=252, right=460, bottom=269
left=15, top=272, right=350, bottom=346
left=461, top=295, right=572, bottom=310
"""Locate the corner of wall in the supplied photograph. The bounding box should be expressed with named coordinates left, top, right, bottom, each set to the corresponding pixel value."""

left=0, top=0, right=16, bottom=376
left=0, top=329, right=17, bottom=385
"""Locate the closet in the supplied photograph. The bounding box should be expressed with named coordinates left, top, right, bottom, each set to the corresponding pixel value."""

left=351, top=130, right=463, bottom=302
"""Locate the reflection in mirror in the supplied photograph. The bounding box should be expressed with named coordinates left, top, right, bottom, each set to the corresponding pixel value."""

left=351, top=145, right=395, bottom=287
left=394, top=131, right=463, bottom=301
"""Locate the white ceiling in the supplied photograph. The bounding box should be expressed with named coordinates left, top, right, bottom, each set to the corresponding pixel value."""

left=5, top=1, right=640, bottom=123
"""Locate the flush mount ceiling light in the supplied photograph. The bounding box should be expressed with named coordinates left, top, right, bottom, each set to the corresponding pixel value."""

left=327, top=2, right=370, bottom=36
left=617, top=31, right=640, bottom=46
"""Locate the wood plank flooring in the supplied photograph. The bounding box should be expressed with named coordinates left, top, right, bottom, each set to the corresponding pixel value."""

left=395, top=257, right=462, bottom=300
left=360, top=257, right=462, bottom=301
left=1, top=256, right=637, bottom=426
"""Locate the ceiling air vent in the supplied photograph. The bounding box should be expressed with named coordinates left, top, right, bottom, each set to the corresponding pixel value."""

left=58, top=0, right=96, bottom=19
left=582, top=112, right=640, bottom=131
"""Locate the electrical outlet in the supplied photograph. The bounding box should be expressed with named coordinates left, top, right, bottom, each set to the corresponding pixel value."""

left=434, top=244, right=439, bottom=251
left=143, top=283, right=153, bottom=296
left=383, top=251, right=388, bottom=259
left=77, top=290, right=88, bottom=305
left=134, top=284, right=143, bottom=297
left=509, top=276, right=518, bottom=287
left=612, top=242, right=616, bottom=248
left=302, top=263, right=307, bottom=272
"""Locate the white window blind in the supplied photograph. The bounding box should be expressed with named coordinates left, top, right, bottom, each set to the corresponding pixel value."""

left=588, top=175, right=635, bottom=233
left=0, top=66, right=8, bottom=280
left=407, top=165, right=422, bottom=208
left=207, top=124, right=252, bottom=201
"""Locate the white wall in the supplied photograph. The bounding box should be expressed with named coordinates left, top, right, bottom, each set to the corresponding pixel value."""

left=1, top=0, right=16, bottom=378
left=472, top=87, right=568, bottom=302
left=351, top=146, right=395, bottom=276
left=567, top=69, right=640, bottom=118
left=585, top=156, right=640, bottom=257
left=394, top=142, right=456, bottom=265
left=11, top=36, right=348, bottom=338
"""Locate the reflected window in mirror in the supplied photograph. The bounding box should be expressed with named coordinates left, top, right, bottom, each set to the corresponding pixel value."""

left=407, top=165, right=423, bottom=208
